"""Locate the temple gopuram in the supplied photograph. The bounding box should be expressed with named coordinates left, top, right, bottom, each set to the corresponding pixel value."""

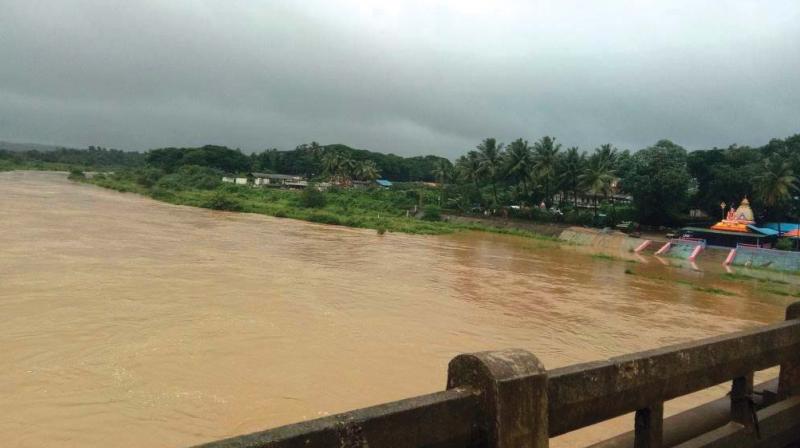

left=711, top=197, right=755, bottom=232
left=681, top=197, right=779, bottom=248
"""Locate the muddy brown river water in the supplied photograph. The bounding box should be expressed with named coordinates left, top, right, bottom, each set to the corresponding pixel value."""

left=1, top=171, right=795, bottom=447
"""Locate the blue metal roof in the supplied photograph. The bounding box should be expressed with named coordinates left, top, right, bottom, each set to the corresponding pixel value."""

left=747, top=225, right=780, bottom=236
left=764, top=223, right=800, bottom=233
left=375, top=179, right=392, bottom=187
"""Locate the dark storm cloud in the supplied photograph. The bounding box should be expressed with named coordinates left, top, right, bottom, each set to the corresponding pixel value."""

left=1, top=0, right=798, bottom=157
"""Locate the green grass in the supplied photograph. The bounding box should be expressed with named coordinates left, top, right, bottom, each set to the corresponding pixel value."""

left=674, top=279, right=734, bottom=295
left=722, top=272, right=790, bottom=284
left=691, top=285, right=733, bottom=295
left=760, top=287, right=800, bottom=298
left=589, top=253, right=637, bottom=264
left=629, top=272, right=737, bottom=296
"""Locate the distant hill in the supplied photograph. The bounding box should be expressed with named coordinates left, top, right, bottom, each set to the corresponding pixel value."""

left=0, top=141, right=76, bottom=152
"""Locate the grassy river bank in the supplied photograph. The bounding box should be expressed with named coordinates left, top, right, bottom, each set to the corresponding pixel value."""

left=73, top=169, right=560, bottom=242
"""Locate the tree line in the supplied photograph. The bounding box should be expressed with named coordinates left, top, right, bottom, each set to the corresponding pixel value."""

left=3, top=134, right=799, bottom=227
left=432, top=134, right=800, bottom=226
left=0, top=146, right=144, bottom=169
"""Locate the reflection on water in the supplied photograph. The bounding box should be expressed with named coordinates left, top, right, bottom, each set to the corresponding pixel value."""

left=0, top=171, right=792, bottom=447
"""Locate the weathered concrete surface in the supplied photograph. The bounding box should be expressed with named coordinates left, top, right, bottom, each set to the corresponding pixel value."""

left=447, top=349, right=548, bottom=448
left=192, top=388, right=483, bottom=448
left=547, top=318, right=800, bottom=436
left=779, top=302, right=800, bottom=399
left=588, top=379, right=779, bottom=448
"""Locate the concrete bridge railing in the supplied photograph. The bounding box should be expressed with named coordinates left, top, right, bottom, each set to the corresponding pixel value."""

left=194, top=302, right=800, bottom=448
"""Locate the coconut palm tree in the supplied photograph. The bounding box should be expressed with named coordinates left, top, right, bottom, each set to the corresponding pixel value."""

left=476, top=138, right=505, bottom=206
left=594, top=143, right=618, bottom=168
left=456, top=151, right=481, bottom=187
left=532, top=136, right=562, bottom=207
left=339, top=157, right=357, bottom=183
left=559, top=146, right=585, bottom=207
left=753, top=156, right=798, bottom=235
left=455, top=151, right=483, bottom=208
left=321, top=151, right=342, bottom=181
left=322, top=151, right=358, bottom=184
left=579, top=155, right=615, bottom=217
left=355, top=160, right=380, bottom=181
left=432, top=159, right=454, bottom=205
left=504, top=138, right=532, bottom=204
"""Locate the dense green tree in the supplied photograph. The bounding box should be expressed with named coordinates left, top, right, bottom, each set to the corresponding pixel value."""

left=687, top=145, right=762, bottom=217
left=623, top=140, right=691, bottom=225
left=146, top=145, right=250, bottom=173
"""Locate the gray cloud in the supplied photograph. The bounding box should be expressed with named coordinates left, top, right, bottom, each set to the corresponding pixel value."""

left=1, top=0, right=798, bottom=157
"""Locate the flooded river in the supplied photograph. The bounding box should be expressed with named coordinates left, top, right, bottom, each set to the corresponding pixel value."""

left=1, top=171, right=794, bottom=447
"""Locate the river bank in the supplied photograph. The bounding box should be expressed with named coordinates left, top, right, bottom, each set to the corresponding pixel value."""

left=72, top=170, right=562, bottom=243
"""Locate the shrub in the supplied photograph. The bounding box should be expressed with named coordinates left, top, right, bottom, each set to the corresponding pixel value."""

left=299, top=186, right=327, bottom=208
left=155, top=165, right=221, bottom=190
left=421, top=205, right=442, bottom=221
left=775, top=237, right=794, bottom=251
left=149, top=187, right=175, bottom=201
left=135, top=168, right=165, bottom=188
left=177, top=165, right=221, bottom=189
left=527, top=207, right=554, bottom=223
left=67, top=169, right=86, bottom=181
left=564, top=210, right=594, bottom=226
left=307, top=211, right=341, bottom=225
left=202, top=192, right=243, bottom=211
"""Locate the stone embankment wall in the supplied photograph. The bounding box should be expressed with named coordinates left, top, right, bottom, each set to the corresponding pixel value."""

left=733, top=245, right=800, bottom=272
left=558, top=226, right=643, bottom=258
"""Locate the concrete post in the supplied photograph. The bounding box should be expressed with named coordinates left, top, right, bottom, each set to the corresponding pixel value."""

left=730, top=373, right=754, bottom=426
left=446, top=349, right=548, bottom=448
left=779, top=301, right=800, bottom=399
left=634, top=402, right=663, bottom=448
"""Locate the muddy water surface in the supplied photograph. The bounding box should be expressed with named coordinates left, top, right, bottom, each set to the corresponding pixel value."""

left=1, top=171, right=793, bottom=447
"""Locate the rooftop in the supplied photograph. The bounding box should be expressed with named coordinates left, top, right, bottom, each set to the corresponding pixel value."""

left=681, top=226, right=778, bottom=237
left=249, top=173, right=302, bottom=180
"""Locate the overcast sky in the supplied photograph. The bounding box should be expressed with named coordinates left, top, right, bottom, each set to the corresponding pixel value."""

left=1, top=1, right=798, bottom=157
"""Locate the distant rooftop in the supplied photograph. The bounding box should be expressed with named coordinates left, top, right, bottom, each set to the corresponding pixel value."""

left=249, top=173, right=302, bottom=180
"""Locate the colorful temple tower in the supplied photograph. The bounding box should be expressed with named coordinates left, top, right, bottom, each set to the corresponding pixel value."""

left=680, top=197, right=778, bottom=248
left=710, top=198, right=755, bottom=233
